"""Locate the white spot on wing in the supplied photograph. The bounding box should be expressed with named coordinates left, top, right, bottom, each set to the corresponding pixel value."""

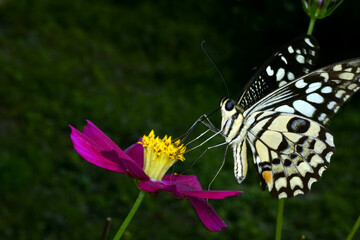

left=335, top=90, right=346, bottom=98
left=308, top=178, right=317, bottom=189
left=295, top=79, right=307, bottom=88
left=306, top=82, right=322, bottom=93
left=318, top=113, right=327, bottom=122
left=290, top=176, right=303, bottom=189
left=296, top=55, right=305, bottom=64
left=339, top=72, right=355, bottom=80
left=275, top=177, right=287, bottom=191
left=275, top=105, right=295, bottom=113
left=294, top=189, right=304, bottom=197
left=325, top=152, right=333, bottom=162
left=307, top=93, right=324, bottom=104
left=298, top=161, right=313, bottom=177
left=325, top=132, right=334, bottom=147
left=310, top=155, right=324, bottom=168
left=348, top=83, right=358, bottom=90
left=320, top=72, right=329, bottom=82
left=304, top=38, right=314, bottom=47
left=321, top=86, right=332, bottom=94
left=314, top=141, right=326, bottom=154
left=288, top=46, right=294, bottom=53
left=276, top=68, right=285, bottom=81
left=287, top=72, right=295, bottom=80
left=278, top=192, right=287, bottom=199
left=281, top=56, right=288, bottom=64
left=279, top=80, right=287, bottom=87
left=333, top=64, right=342, bottom=71
left=327, top=101, right=337, bottom=110
left=266, top=66, right=274, bottom=76
left=293, top=100, right=316, bottom=117
left=318, top=166, right=326, bottom=176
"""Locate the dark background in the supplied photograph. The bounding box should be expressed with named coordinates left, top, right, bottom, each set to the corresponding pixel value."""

left=1, top=0, right=360, bottom=239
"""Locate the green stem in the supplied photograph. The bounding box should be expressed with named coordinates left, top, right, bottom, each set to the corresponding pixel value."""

left=346, top=215, right=360, bottom=240
left=275, top=198, right=285, bottom=240
left=113, top=190, right=146, bottom=240
left=307, top=17, right=316, bottom=35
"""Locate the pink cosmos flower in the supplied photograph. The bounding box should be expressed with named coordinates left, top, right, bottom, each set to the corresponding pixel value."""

left=69, top=120, right=242, bottom=231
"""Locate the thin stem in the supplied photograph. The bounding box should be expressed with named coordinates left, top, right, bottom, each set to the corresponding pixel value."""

left=275, top=198, right=285, bottom=240
left=101, top=217, right=112, bottom=240
left=113, top=190, right=146, bottom=240
left=346, top=215, right=360, bottom=240
left=307, top=17, right=316, bottom=35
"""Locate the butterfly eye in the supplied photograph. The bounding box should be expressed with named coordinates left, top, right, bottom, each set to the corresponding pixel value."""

left=225, top=99, right=235, bottom=111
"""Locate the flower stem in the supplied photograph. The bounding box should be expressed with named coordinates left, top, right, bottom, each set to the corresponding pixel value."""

left=307, top=17, right=316, bottom=35
left=101, top=217, right=112, bottom=240
left=275, top=198, right=285, bottom=240
left=113, top=190, right=146, bottom=240
left=346, top=215, right=360, bottom=240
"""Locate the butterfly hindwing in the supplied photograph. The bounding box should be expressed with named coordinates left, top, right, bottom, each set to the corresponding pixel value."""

left=237, top=35, right=319, bottom=111
left=245, top=111, right=335, bottom=198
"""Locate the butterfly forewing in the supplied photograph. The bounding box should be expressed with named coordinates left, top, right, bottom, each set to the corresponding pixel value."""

left=246, top=58, right=360, bottom=124
left=237, top=36, right=319, bottom=111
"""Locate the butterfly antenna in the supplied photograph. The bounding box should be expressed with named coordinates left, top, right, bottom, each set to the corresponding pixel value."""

left=201, top=40, right=230, bottom=97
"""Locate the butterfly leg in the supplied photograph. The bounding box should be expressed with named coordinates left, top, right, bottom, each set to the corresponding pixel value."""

left=180, top=114, right=219, bottom=144
left=181, top=140, right=228, bottom=175
left=208, top=143, right=231, bottom=190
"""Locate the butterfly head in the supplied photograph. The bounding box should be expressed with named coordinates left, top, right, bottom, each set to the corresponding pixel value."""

left=220, top=97, right=235, bottom=118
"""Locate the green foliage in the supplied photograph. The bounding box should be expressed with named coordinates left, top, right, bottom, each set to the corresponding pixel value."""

left=0, top=0, right=360, bottom=239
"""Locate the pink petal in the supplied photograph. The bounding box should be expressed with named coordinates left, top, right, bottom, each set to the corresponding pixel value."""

left=162, top=175, right=242, bottom=199
left=138, top=179, right=184, bottom=199
left=178, top=190, right=242, bottom=199
left=83, top=120, right=133, bottom=161
left=70, top=122, right=147, bottom=179
left=162, top=175, right=202, bottom=191
left=124, top=139, right=144, bottom=169
left=139, top=174, right=242, bottom=199
left=187, top=197, right=227, bottom=231
left=101, top=150, right=148, bottom=180
left=70, top=125, right=127, bottom=173
left=139, top=175, right=241, bottom=232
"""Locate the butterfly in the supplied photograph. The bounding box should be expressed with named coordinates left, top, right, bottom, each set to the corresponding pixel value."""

left=220, top=35, right=360, bottom=198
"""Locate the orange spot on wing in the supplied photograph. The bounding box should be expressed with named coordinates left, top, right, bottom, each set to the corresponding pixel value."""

left=262, top=171, right=273, bottom=183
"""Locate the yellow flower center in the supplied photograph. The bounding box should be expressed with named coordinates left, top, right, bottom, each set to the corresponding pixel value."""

left=140, top=130, right=186, bottom=180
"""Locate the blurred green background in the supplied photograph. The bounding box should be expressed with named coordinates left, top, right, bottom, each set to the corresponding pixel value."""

left=1, top=0, right=360, bottom=239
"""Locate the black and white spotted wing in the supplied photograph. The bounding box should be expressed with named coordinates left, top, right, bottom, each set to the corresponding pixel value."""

left=237, top=35, right=319, bottom=111
left=246, top=58, right=360, bottom=124
left=220, top=58, right=360, bottom=198
left=244, top=111, right=335, bottom=198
